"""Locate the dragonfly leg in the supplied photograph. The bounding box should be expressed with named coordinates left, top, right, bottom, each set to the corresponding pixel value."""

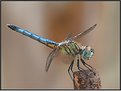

left=77, top=59, right=88, bottom=75
left=68, top=60, right=74, bottom=80
left=81, top=58, right=93, bottom=71
left=77, top=59, right=83, bottom=71
left=81, top=59, right=96, bottom=75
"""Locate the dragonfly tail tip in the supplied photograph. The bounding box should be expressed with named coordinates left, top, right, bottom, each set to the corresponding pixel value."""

left=7, top=24, right=17, bottom=30
left=7, top=24, right=11, bottom=27
left=7, top=24, right=13, bottom=28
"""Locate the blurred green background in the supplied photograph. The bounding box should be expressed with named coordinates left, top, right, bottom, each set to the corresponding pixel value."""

left=1, top=1, right=120, bottom=89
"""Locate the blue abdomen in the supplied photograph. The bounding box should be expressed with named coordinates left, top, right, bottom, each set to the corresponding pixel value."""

left=7, top=24, right=58, bottom=46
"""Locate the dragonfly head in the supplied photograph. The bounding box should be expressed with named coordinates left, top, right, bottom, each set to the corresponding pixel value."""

left=81, top=46, right=94, bottom=60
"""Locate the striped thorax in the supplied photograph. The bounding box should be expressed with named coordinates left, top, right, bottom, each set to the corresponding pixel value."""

left=59, top=41, right=94, bottom=60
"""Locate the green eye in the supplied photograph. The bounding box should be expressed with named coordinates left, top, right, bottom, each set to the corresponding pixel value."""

left=82, top=49, right=93, bottom=60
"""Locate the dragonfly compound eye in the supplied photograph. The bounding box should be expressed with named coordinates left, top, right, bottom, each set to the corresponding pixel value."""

left=82, top=49, right=94, bottom=60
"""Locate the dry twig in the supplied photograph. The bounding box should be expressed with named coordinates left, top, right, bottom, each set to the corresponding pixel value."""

left=73, top=69, right=101, bottom=89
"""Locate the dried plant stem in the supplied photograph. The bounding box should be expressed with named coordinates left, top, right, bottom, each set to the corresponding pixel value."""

left=73, top=69, right=101, bottom=89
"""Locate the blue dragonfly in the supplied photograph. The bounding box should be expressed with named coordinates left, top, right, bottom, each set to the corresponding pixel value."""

left=7, top=24, right=97, bottom=80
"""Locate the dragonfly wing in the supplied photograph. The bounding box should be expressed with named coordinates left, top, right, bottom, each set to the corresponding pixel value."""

left=45, top=48, right=60, bottom=72
left=64, top=33, right=73, bottom=40
left=72, top=24, right=97, bottom=40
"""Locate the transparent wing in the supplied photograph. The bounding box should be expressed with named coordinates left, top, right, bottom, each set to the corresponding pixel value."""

left=45, top=48, right=60, bottom=72
left=64, top=33, right=73, bottom=40
left=72, top=24, right=97, bottom=40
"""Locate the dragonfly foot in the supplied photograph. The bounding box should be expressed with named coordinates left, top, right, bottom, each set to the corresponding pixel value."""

left=68, top=60, right=74, bottom=80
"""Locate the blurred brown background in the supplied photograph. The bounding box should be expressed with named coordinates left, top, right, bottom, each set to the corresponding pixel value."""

left=1, top=1, right=120, bottom=89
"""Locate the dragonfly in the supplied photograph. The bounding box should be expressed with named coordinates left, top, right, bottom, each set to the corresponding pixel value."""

left=7, top=24, right=97, bottom=80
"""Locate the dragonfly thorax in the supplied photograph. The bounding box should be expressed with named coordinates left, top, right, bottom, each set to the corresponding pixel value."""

left=59, top=41, right=79, bottom=56
left=59, top=41, right=94, bottom=60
